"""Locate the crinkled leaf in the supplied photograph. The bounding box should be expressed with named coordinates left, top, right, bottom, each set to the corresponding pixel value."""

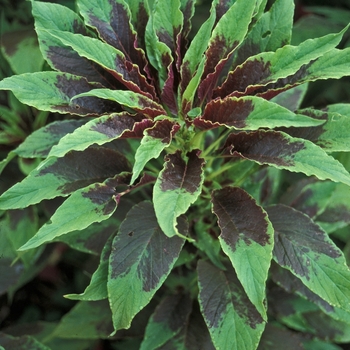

left=49, top=113, right=153, bottom=158
left=52, top=300, right=113, bottom=339
left=315, top=183, right=350, bottom=233
left=131, top=119, right=180, bottom=184
left=0, top=147, right=130, bottom=209
left=0, top=72, right=120, bottom=116
left=281, top=108, right=350, bottom=152
left=266, top=204, right=350, bottom=314
left=44, top=28, right=156, bottom=98
left=233, top=0, right=294, bottom=66
left=214, top=26, right=348, bottom=99
left=194, top=96, right=323, bottom=131
left=153, top=149, right=205, bottom=238
left=197, top=260, right=265, bottom=350
left=140, top=293, right=193, bottom=349
left=72, top=88, right=166, bottom=118
left=198, top=0, right=256, bottom=102
left=222, top=130, right=350, bottom=186
left=212, top=187, right=274, bottom=319
left=18, top=174, right=129, bottom=250
left=108, top=201, right=186, bottom=331
left=65, top=233, right=114, bottom=301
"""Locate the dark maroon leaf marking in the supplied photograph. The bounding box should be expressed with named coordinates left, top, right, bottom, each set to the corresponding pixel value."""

left=316, top=205, right=350, bottom=226
left=146, top=119, right=180, bottom=143
left=38, top=147, right=131, bottom=194
left=195, top=97, right=254, bottom=129
left=109, top=202, right=185, bottom=292
left=160, top=150, right=205, bottom=194
left=198, top=260, right=264, bottom=329
left=152, top=293, right=193, bottom=331
left=222, top=130, right=305, bottom=167
left=212, top=187, right=270, bottom=252
left=213, top=59, right=271, bottom=99
left=266, top=204, right=342, bottom=280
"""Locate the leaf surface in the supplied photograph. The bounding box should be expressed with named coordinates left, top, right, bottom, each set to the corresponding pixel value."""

left=72, top=88, right=166, bottom=118
left=107, top=201, right=185, bottom=330
left=212, top=187, right=274, bottom=319
left=266, top=204, right=350, bottom=313
left=0, top=147, right=130, bottom=209
left=19, top=175, right=128, bottom=250
left=0, top=72, right=119, bottom=115
left=194, top=96, right=323, bottom=131
left=197, top=260, right=265, bottom=350
left=131, top=119, right=180, bottom=184
left=222, top=130, right=350, bottom=186
left=153, top=150, right=205, bottom=238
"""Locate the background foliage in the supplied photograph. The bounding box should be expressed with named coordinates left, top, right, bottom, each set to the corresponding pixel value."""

left=1, top=0, right=350, bottom=349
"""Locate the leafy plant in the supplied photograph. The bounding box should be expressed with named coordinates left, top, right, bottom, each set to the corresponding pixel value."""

left=1, top=0, right=350, bottom=348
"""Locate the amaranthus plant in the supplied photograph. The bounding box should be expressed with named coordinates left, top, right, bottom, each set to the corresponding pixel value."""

left=1, top=0, right=350, bottom=348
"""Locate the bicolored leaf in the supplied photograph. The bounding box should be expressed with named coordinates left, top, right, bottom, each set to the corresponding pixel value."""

left=315, top=183, right=350, bottom=233
left=214, top=26, right=348, bottom=99
left=140, top=293, right=193, bottom=349
left=77, top=0, right=147, bottom=67
left=0, top=147, right=130, bottom=210
left=270, top=83, right=308, bottom=112
left=153, top=149, right=205, bottom=238
left=44, top=28, right=156, bottom=98
left=280, top=108, right=350, bottom=152
left=198, top=0, right=256, bottom=102
left=212, top=187, right=274, bottom=319
left=222, top=130, right=350, bottom=186
left=0, top=72, right=120, bottom=116
left=280, top=179, right=336, bottom=219
left=16, top=119, right=88, bottom=158
left=107, top=201, right=186, bottom=331
left=270, top=263, right=350, bottom=327
left=233, top=0, right=294, bottom=66
left=266, top=204, right=350, bottom=314
left=131, top=119, right=180, bottom=184
left=194, top=96, right=323, bottom=131
left=19, top=174, right=129, bottom=250
left=49, top=113, right=153, bottom=158
left=197, top=260, right=265, bottom=350
left=72, top=88, right=166, bottom=118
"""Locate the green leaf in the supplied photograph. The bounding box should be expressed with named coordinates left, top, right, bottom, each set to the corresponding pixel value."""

left=153, top=150, right=205, bottom=238
left=197, top=260, right=265, bottom=350
left=0, top=72, right=116, bottom=116
left=267, top=204, right=350, bottom=314
left=107, top=201, right=185, bottom=331
left=131, top=119, right=180, bottom=184
left=194, top=96, right=323, bottom=130
left=52, top=300, right=113, bottom=339
left=0, top=333, right=50, bottom=350
left=72, top=88, right=166, bottom=118
left=49, top=113, right=153, bottom=158
left=0, top=147, right=130, bottom=209
left=222, top=130, right=350, bottom=186
left=18, top=175, right=128, bottom=250
left=212, top=187, right=274, bottom=320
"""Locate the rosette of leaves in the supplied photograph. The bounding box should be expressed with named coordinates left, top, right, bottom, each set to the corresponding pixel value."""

left=1, top=0, right=350, bottom=348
